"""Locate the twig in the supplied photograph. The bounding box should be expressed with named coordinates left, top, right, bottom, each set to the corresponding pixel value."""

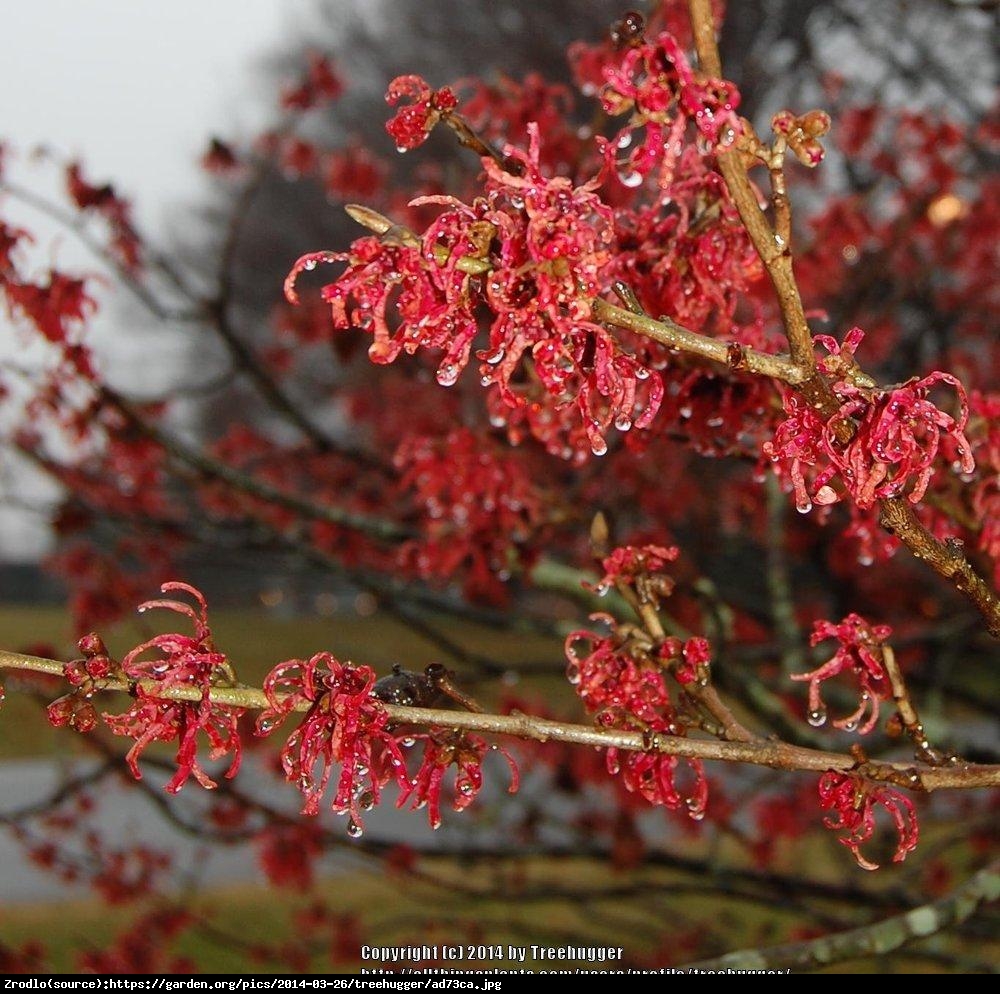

left=680, top=859, right=1000, bottom=973
left=686, top=0, right=1000, bottom=638
left=3, top=648, right=998, bottom=791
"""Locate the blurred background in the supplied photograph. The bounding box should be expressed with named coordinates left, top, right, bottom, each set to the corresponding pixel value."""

left=0, top=0, right=996, bottom=974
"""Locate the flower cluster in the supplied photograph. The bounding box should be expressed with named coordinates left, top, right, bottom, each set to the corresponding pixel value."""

left=817, top=771, right=919, bottom=870
left=103, top=583, right=245, bottom=792
left=255, top=653, right=408, bottom=832
left=398, top=731, right=519, bottom=831
left=765, top=329, right=975, bottom=511
left=394, top=428, right=544, bottom=603
left=595, top=28, right=741, bottom=187
left=65, top=162, right=142, bottom=270
left=384, top=75, right=458, bottom=151
left=792, top=613, right=892, bottom=733
left=287, top=124, right=663, bottom=460
left=281, top=52, right=343, bottom=111
left=593, top=543, right=679, bottom=601
left=566, top=621, right=709, bottom=820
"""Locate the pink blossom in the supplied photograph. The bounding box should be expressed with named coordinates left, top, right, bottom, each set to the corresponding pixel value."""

left=103, top=583, right=245, bottom=793
left=385, top=75, right=458, bottom=151
left=792, top=613, right=892, bottom=734
left=255, top=653, right=408, bottom=833
left=818, top=771, right=919, bottom=870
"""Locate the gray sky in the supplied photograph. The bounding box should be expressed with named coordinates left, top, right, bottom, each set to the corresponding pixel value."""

left=0, top=0, right=301, bottom=559
left=1, top=0, right=292, bottom=228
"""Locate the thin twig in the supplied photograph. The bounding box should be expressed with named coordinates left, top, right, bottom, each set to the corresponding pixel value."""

left=2, top=649, right=998, bottom=791
left=680, top=859, right=1000, bottom=973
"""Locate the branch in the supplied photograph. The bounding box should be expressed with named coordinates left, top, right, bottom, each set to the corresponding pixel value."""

left=3, top=648, right=998, bottom=791
left=100, top=387, right=410, bottom=543
left=681, top=859, right=1000, bottom=973
left=686, top=0, right=1000, bottom=638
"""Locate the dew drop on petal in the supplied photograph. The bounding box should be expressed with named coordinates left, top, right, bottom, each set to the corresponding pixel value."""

left=807, top=708, right=827, bottom=727
left=618, top=170, right=643, bottom=188
left=796, top=500, right=813, bottom=514
left=590, top=436, right=608, bottom=457
left=614, top=414, right=632, bottom=432
left=436, top=362, right=460, bottom=386
left=346, top=819, right=364, bottom=839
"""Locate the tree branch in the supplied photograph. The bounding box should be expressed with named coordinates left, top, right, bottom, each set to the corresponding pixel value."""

left=3, top=648, right=998, bottom=791
left=681, top=859, right=1000, bottom=972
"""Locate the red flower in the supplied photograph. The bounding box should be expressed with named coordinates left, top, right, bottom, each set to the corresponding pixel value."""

left=65, top=162, right=142, bottom=269
left=385, top=75, right=458, bottom=151
left=817, top=771, right=919, bottom=870
left=565, top=622, right=708, bottom=818
left=394, top=428, right=544, bottom=603
left=3, top=272, right=95, bottom=344
left=593, top=543, right=679, bottom=595
left=765, top=329, right=975, bottom=511
left=200, top=137, right=240, bottom=174
left=255, top=653, right=408, bottom=833
left=257, top=823, right=324, bottom=889
left=792, top=613, right=892, bottom=733
left=598, top=31, right=741, bottom=187
left=103, top=583, right=245, bottom=793
left=398, top=732, right=519, bottom=830
left=281, top=52, right=343, bottom=111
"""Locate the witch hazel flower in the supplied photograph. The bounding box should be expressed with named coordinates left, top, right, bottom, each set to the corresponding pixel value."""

left=288, top=124, right=663, bottom=460
left=565, top=619, right=709, bottom=819
left=255, top=653, right=408, bottom=835
left=385, top=75, right=458, bottom=151
left=792, top=613, right=892, bottom=734
left=398, top=732, right=519, bottom=830
left=764, top=328, right=975, bottom=511
left=103, top=583, right=245, bottom=793
left=597, top=30, right=741, bottom=186
left=817, top=771, right=919, bottom=870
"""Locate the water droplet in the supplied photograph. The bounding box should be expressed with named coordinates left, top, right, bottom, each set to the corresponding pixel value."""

left=346, top=819, right=363, bottom=839
left=614, top=414, right=632, bottom=432
left=796, top=501, right=813, bottom=514
left=509, top=195, right=525, bottom=210
left=401, top=737, right=416, bottom=748
left=857, top=553, right=874, bottom=566
left=303, top=258, right=317, bottom=271
left=618, top=170, right=643, bottom=188
left=359, top=791, right=375, bottom=811
left=842, top=718, right=859, bottom=732
left=458, top=781, right=475, bottom=796
left=807, top=708, right=827, bottom=727
left=256, top=716, right=276, bottom=736
left=688, top=808, right=706, bottom=822
left=635, top=367, right=650, bottom=380
left=590, top=436, right=608, bottom=456
left=566, top=663, right=581, bottom=685
left=436, top=362, right=460, bottom=386
left=137, top=605, right=149, bottom=614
